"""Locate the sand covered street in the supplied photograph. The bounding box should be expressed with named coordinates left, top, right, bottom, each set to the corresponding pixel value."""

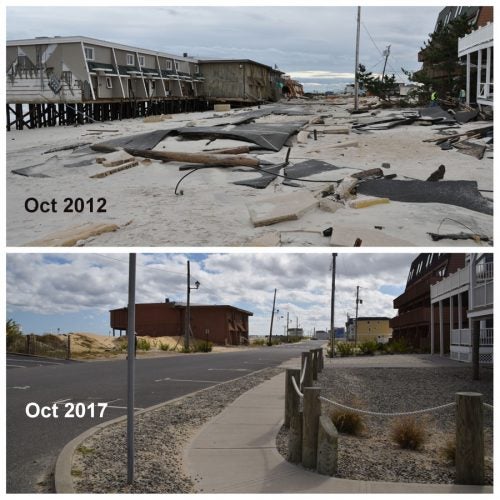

left=7, top=97, right=493, bottom=247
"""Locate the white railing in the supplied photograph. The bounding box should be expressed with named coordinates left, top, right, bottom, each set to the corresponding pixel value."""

left=431, top=267, right=469, bottom=300
left=472, top=280, right=493, bottom=308
left=451, top=328, right=492, bottom=347
left=478, top=83, right=494, bottom=101
left=458, top=22, right=493, bottom=55
left=475, top=261, right=493, bottom=281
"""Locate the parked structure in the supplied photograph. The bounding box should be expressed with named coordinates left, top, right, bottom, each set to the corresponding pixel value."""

left=200, top=59, right=284, bottom=102
left=430, top=254, right=493, bottom=364
left=109, top=300, right=253, bottom=345
left=6, top=36, right=290, bottom=130
left=345, top=317, right=392, bottom=344
left=391, top=254, right=466, bottom=352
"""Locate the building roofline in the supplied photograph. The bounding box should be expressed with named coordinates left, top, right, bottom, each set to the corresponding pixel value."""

left=6, top=35, right=199, bottom=63
left=200, top=58, right=284, bottom=73
left=110, top=303, right=253, bottom=316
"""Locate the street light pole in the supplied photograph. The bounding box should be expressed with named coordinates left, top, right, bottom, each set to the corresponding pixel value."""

left=286, top=311, right=289, bottom=342
left=127, top=253, right=136, bottom=485
left=185, top=260, right=191, bottom=351
left=330, top=253, right=337, bottom=357
left=354, top=285, right=361, bottom=347
left=354, top=6, right=361, bottom=111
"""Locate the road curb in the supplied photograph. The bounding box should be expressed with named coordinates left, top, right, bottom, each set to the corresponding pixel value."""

left=54, top=366, right=275, bottom=493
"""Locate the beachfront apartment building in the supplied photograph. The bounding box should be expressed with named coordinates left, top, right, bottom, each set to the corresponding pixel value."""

left=110, top=301, right=253, bottom=346
left=6, top=36, right=204, bottom=103
left=345, top=317, right=392, bottom=344
left=430, top=254, right=493, bottom=364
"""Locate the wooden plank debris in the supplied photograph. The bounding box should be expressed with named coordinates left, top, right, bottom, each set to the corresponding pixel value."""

left=90, top=160, right=139, bottom=178
left=428, top=232, right=490, bottom=243
left=96, top=150, right=135, bottom=167
left=23, top=222, right=127, bottom=247
left=247, top=191, right=318, bottom=227
left=124, top=147, right=260, bottom=167
left=43, top=142, right=91, bottom=154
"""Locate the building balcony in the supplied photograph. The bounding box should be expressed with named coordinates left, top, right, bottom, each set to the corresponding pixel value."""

left=431, top=267, right=469, bottom=301
left=451, top=328, right=492, bottom=347
left=458, top=22, right=493, bottom=56
left=390, top=308, right=432, bottom=329
left=394, top=277, right=440, bottom=309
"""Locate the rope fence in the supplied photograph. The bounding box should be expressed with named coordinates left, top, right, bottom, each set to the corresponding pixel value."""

left=291, top=375, right=303, bottom=398
left=300, top=358, right=307, bottom=386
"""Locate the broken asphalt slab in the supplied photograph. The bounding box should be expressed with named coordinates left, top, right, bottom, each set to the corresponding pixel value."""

left=357, top=179, right=492, bottom=215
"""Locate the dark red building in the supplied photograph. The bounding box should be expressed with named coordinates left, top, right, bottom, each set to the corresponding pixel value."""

left=390, top=254, right=466, bottom=352
left=110, top=300, right=252, bottom=345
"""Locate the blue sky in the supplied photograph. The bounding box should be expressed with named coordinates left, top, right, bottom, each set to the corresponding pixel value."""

left=6, top=4, right=442, bottom=92
left=7, top=253, right=417, bottom=336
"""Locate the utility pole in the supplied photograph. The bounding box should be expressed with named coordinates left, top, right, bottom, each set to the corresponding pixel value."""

left=127, top=253, right=136, bottom=485
left=354, top=285, right=362, bottom=347
left=381, top=45, right=391, bottom=80
left=268, top=288, right=277, bottom=345
left=185, top=260, right=191, bottom=351
left=354, top=6, right=361, bottom=111
left=330, top=253, right=337, bottom=357
left=286, top=311, right=289, bottom=342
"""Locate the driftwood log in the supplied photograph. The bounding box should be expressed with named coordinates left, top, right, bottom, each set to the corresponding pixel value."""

left=124, top=147, right=260, bottom=167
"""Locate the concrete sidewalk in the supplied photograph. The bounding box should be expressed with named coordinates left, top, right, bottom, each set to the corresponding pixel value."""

left=185, top=368, right=493, bottom=494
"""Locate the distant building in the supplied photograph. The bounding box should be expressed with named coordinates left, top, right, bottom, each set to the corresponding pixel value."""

left=430, top=254, right=492, bottom=364
left=390, top=254, right=466, bottom=352
left=315, top=328, right=345, bottom=340
left=287, top=327, right=304, bottom=337
left=346, top=317, right=392, bottom=344
left=109, top=300, right=253, bottom=345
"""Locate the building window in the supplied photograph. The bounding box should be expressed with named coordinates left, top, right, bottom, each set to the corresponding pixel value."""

left=194, top=64, right=199, bottom=74
left=138, top=55, right=145, bottom=67
left=106, top=77, right=113, bottom=89
left=84, top=46, right=95, bottom=61
left=126, top=53, right=134, bottom=66
left=165, top=60, right=172, bottom=70
left=174, top=61, right=179, bottom=71
left=61, top=71, right=72, bottom=86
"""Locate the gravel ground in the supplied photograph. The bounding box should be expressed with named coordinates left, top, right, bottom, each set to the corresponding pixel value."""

left=72, top=367, right=283, bottom=493
left=276, top=364, right=493, bottom=485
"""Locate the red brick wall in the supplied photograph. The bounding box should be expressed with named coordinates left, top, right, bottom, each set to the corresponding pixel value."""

left=477, top=6, right=493, bottom=27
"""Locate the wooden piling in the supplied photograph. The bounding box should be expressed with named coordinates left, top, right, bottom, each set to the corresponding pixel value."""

left=285, top=368, right=301, bottom=428
left=302, top=387, right=321, bottom=469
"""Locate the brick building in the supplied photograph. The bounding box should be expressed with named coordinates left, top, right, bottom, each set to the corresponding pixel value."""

left=110, top=300, right=252, bottom=345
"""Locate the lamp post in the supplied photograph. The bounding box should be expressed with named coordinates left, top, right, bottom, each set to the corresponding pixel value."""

left=185, top=260, right=200, bottom=351
left=354, top=286, right=362, bottom=347
left=268, top=288, right=277, bottom=346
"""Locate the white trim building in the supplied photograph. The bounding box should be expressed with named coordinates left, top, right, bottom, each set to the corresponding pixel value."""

left=430, top=254, right=493, bottom=364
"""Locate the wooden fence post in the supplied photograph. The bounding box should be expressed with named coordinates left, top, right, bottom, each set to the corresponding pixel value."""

left=301, top=352, right=313, bottom=391
left=318, top=348, right=324, bottom=371
left=302, top=387, right=321, bottom=469
left=66, top=335, right=71, bottom=360
left=285, top=368, right=300, bottom=428
left=317, top=415, right=338, bottom=475
left=311, top=349, right=318, bottom=380
left=455, top=392, right=484, bottom=485
left=288, top=410, right=303, bottom=464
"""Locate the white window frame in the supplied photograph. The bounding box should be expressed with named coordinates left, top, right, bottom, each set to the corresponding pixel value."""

left=138, top=55, right=145, bottom=67
left=165, top=60, right=172, bottom=71
left=84, top=46, right=95, bottom=61
left=106, top=77, right=113, bottom=89
left=174, top=61, right=179, bottom=71
left=126, top=53, right=135, bottom=66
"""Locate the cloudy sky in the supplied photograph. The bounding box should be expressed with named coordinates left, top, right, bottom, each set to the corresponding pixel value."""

left=5, top=3, right=443, bottom=92
left=6, top=252, right=418, bottom=336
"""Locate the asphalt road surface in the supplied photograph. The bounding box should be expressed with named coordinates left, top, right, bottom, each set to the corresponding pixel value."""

left=6, top=340, right=321, bottom=493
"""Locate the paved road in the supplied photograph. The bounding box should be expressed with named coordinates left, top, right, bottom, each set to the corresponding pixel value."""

left=6, top=340, right=320, bottom=493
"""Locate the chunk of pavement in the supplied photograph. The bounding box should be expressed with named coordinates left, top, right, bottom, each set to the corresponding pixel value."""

left=23, top=222, right=127, bottom=247
left=247, top=191, right=319, bottom=227
left=233, top=165, right=283, bottom=189
left=452, top=140, right=486, bottom=160
left=296, top=130, right=309, bottom=143
left=454, top=109, right=479, bottom=124
left=284, top=160, right=343, bottom=179
left=91, top=129, right=174, bottom=153
left=63, top=159, right=96, bottom=168
left=244, top=231, right=281, bottom=246
left=426, top=164, right=445, bottom=181
left=357, top=179, right=492, bottom=215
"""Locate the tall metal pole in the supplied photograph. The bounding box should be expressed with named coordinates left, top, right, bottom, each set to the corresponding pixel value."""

left=185, top=260, right=191, bottom=351
left=354, top=285, right=360, bottom=347
left=286, top=311, right=289, bottom=342
left=469, top=255, right=480, bottom=380
left=354, top=6, right=361, bottom=111
left=268, top=288, right=277, bottom=345
left=330, top=253, right=337, bottom=357
left=127, top=253, right=136, bottom=485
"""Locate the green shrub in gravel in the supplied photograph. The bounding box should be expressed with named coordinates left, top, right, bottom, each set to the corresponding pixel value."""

left=390, top=416, right=427, bottom=450
left=159, top=342, right=171, bottom=351
left=387, top=338, right=411, bottom=354
left=136, top=338, right=151, bottom=351
left=336, top=342, right=354, bottom=357
left=192, top=341, right=213, bottom=352
left=359, top=340, right=378, bottom=355
left=330, top=408, right=365, bottom=435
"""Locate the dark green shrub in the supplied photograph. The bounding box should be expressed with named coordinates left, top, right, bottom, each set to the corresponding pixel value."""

left=193, top=341, right=213, bottom=353
left=136, top=338, right=151, bottom=351
left=359, top=340, right=378, bottom=355
left=159, top=342, right=171, bottom=351
left=336, top=342, right=354, bottom=357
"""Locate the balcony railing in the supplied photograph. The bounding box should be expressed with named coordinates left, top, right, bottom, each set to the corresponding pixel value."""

left=472, top=281, right=493, bottom=309
left=430, top=267, right=469, bottom=300
left=478, top=83, right=494, bottom=101
left=458, top=22, right=493, bottom=55
left=450, top=328, right=493, bottom=346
